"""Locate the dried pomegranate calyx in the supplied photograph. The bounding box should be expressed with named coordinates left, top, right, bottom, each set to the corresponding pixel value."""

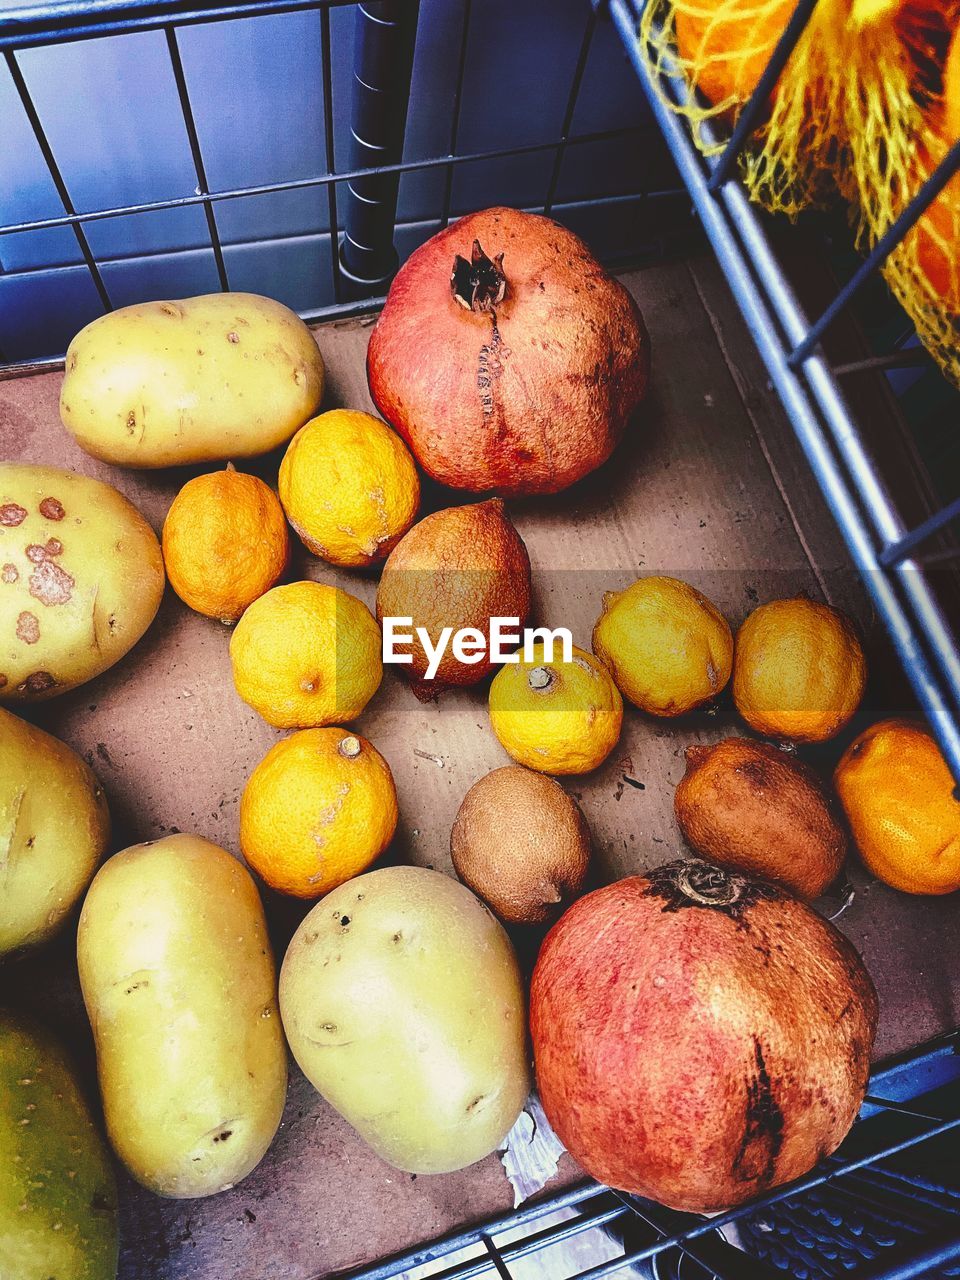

left=451, top=239, right=506, bottom=313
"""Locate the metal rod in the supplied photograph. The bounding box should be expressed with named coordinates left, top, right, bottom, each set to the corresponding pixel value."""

left=479, top=1235, right=512, bottom=1280
left=439, top=0, right=472, bottom=230
left=614, top=1195, right=781, bottom=1280
left=0, top=0, right=359, bottom=51
left=4, top=48, right=111, bottom=311
left=707, top=0, right=820, bottom=191
left=880, top=495, right=960, bottom=567
left=338, top=0, right=420, bottom=299
left=0, top=126, right=646, bottom=240
left=543, top=5, right=599, bottom=216
left=608, top=0, right=960, bottom=785
left=164, top=26, right=229, bottom=290
left=851, top=1230, right=960, bottom=1280
left=319, top=3, right=342, bottom=304
left=789, top=136, right=960, bottom=366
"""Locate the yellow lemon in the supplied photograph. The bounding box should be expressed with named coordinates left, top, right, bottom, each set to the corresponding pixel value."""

left=240, top=728, right=398, bottom=898
left=733, top=596, right=866, bottom=742
left=161, top=465, right=289, bottom=622
left=592, top=575, right=733, bottom=716
left=488, top=643, right=622, bottom=775
left=229, top=581, right=382, bottom=728
left=279, top=409, right=420, bottom=567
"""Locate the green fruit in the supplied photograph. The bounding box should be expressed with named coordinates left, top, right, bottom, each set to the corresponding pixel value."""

left=0, top=1014, right=118, bottom=1280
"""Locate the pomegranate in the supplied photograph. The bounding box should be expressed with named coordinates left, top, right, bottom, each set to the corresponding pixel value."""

left=531, top=860, right=878, bottom=1212
left=367, top=207, right=650, bottom=495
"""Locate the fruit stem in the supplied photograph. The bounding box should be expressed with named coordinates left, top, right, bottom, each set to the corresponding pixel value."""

left=338, top=735, right=361, bottom=759
left=451, top=240, right=506, bottom=313
left=528, top=666, right=554, bottom=692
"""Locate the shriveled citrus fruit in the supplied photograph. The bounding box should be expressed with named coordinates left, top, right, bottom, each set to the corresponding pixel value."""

left=674, top=0, right=794, bottom=109
left=161, top=465, right=289, bottom=622
left=278, top=409, right=420, bottom=567
left=733, top=596, right=866, bottom=742
left=376, top=498, right=531, bottom=698
left=229, top=581, right=382, bottom=728
left=835, top=719, right=960, bottom=894
left=488, top=643, right=622, bottom=775
left=592, top=575, right=733, bottom=717
left=240, top=728, right=398, bottom=898
left=451, top=766, right=591, bottom=924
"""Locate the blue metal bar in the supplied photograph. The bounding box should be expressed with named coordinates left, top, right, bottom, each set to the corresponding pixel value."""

left=319, top=3, right=343, bottom=304
left=164, top=26, right=229, bottom=291
left=479, top=1235, right=513, bottom=1280
left=0, top=126, right=644, bottom=238
left=0, top=0, right=358, bottom=51
left=707, top=0, right=820, bottom=191
left=439, top=0, right=472, bottom=230
left=789, top=137, right=960, bottom=367
left=4, top=48, right=111, bottom=311
left=854, top=1230, right=960, bottom=1280
left=543, top=5, right=599, bottom=216
left=879, top=495, right=960, bottom=567
left=613, top=0, right=960, bottom=783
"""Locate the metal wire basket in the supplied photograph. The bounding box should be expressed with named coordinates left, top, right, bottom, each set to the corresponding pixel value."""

left=2, top=3, right=959, bottom=1277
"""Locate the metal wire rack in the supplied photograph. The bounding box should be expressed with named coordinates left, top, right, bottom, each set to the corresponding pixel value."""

left=2, top=4, right=960, bottom=1276
left=606, top=0, right=960, bottom=786
left=342, top=1033, right=960, bottom=1280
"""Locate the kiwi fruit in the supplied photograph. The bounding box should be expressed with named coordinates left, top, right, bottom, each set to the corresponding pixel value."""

left=674, top=737, right=847, bottom=899
left=451, top=766, right=591, bottom=925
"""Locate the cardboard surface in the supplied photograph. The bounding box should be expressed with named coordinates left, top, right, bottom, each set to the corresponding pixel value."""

left=1, top=258, right=958, bottom=1279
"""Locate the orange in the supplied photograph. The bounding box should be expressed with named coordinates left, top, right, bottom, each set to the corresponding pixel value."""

left=674, top=0, right=795, bottom=109
left=835, top=719, right=960, bottom=894
left=279, top=409, right=420, bottom=567
left=162, top=465, right=289, bottom=622
left=946, top=20, right=960, bottom=140
left=229, top=581, right=382, bottom=728
left=240, top=728, right=398, bottom=898
left=732, top=596, right=866, bottom=742
left=910, top=26, right=960, bottom=307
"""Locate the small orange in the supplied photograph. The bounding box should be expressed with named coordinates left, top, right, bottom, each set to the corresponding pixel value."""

left=835, top=719, right=960, bottom=894
left=732, top=596, right=866, bottom=742
left=240, top=727, right=398, bottom=898
left=674, top=0, right=795, bottom=110
left=162, top=465, right=289, bottom=622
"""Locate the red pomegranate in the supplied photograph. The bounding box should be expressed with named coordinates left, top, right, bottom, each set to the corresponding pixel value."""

left=531, top=860, right=878, bottom=1213
left=367, top=207, right=650, bottom=495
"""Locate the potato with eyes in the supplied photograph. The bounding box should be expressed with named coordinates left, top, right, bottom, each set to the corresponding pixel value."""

left=0, top=464, right=164, bottom=702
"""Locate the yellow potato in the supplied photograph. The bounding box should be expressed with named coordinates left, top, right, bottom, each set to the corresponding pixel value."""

left=60, top=292, right=325, bottom=467
left=0, top=464, right=164, bottom=702
left=0, top=707, right=110, bottom=956
left=280, top=865, right=530, bottom=1174
left=77, top=834, right=287, bottom=1198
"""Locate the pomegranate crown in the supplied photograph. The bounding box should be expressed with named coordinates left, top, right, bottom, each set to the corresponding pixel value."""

left=451, top=239, right=506, bottom=313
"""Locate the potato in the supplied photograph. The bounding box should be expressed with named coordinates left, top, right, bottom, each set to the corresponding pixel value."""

left=0, top=464, right=164, bottom=702
left=60, top=293, right=325, bottom=467
left=279, top=865, right=530, bottom=1174
left=77, top=834, right=287, bottom=1198
left=0, top=1014, right=118, bottom=1280
left=0, top=707, right=110, bottom=956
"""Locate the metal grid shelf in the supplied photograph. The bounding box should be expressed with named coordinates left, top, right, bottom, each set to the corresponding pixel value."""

left=343, top=1034, right=960, bottom=1280
left=607, top=0, right=960, bottom=786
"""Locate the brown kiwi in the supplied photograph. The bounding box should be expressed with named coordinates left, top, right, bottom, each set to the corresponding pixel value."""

left=451, top=766, right=591, bottom=924
left=674, top=737, right=847, bottom=900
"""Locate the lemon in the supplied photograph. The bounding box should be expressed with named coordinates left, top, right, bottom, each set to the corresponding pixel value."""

left=240, top=728, right=398, bottom=898
left=488, top=643, right=622, bottom=775
left=229, top=581, right=382, bottom=728
left=592, top=575, right=733, bottom=716
left=279, top=409, right=420, bottom=567
left=733, top=596, right=866, bottom=742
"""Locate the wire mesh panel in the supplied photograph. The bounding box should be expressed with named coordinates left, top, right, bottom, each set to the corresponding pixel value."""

left=339, top=1035, right=960, bottom=1280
